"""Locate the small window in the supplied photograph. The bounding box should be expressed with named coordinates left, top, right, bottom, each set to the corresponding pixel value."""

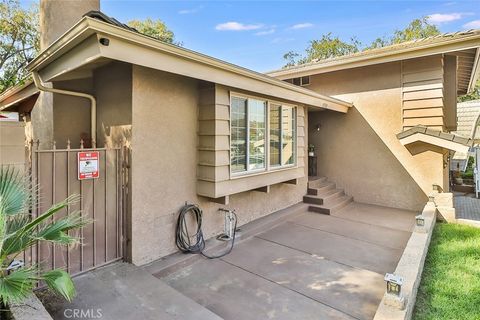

left=286, top=76, right=310, bottom=87
left=300, top=76, right=310, bottom=86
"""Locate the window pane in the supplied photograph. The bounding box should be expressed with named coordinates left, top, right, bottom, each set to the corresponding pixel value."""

left=281, top=106, right=295, bottom=165
left=231, top=97, right=247, bottom=173
left=248, top=99, right=266, bottom=170
left=269, top=104, right=281, bottom=166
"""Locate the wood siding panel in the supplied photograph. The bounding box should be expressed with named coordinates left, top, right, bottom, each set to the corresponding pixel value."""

left=403, top=107, right=444, bottom=118
left=402, top=56, right=445, bottom=130
left=402, top=69, right=443, bottom=83
left=403, top=98, right=444, bottom=110
left=403, top=117, right=444, bottom=127
left=403, top=88, right=443, bottom=101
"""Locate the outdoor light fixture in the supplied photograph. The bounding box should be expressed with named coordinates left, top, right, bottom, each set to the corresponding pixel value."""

left=415, top=214, right=425, bottom=227
left=99, top=37, right=110, bottom=46
left=384, top=273, right=403, bottom=297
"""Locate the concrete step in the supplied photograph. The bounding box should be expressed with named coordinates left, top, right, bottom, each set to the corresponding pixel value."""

left=307, top=181, right=335, bottom=194
left=307, top=177, right=328, bottom=188
left=303, top=195, right=324, bottom=205
left=308, top=195, right=353, bottom=215
left=322, top=189, right=346, bottom=205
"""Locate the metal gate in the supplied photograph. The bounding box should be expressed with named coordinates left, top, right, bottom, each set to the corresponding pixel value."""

left=25, top=140, right=129, bottom=276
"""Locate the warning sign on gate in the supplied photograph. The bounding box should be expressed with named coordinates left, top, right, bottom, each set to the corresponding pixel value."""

left=78, top=151, right=99, bottom=180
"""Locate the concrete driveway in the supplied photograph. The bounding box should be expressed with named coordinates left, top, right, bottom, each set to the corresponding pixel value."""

left=158, top=202, right=415, bottom=320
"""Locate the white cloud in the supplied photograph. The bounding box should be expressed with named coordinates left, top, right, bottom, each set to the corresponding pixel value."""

left=427, top=13, right=468, bottom=24
left=178, top=6, right=203, bottom=14
left=255, top=29, right=275, bottom=36
left=290, top=23, right=314, bottom=30
left=464, top=20, right=480, bottom=29
left=215, top=22, right=263, bottom=31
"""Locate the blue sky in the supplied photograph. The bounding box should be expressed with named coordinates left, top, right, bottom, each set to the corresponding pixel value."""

left=23, top=0, right=480, bottom=72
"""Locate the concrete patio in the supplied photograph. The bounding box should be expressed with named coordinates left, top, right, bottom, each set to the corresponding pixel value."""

left=156, top=202, right=416, bottom=320
left=39, top=201, right=415, bottom=320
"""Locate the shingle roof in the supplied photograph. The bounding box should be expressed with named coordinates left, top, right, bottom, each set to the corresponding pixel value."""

left=454, top=99, right=480, bottom=138
left=272, top=29, right=480, bottom=73
left=397, top=125, right=472, bottom=146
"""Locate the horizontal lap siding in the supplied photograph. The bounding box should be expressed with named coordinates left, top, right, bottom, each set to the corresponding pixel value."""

left=198, top=85, right=230, bottom=183
left=401, top=55, right=445, bottom=131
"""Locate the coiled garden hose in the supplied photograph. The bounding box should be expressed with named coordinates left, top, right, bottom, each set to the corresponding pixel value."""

left=175, top=203, right=238, bottom=259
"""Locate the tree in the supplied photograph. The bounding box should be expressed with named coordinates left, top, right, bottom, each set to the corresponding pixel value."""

left=366, top=17, right=440, bottom=50
left=0, top=0, right=39, bottom=93
left=458, top=79, right=480, bottom=102
left=0, top=167, right=90, bottom=306
left=127, top=18, right=179, bottom=45
left=283, top=17, right=440, bottom=67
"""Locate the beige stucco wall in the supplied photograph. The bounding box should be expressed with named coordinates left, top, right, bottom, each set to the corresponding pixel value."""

left=94, top=62, right=132, bottom=147
left=0, top=122, right=25, bottom=170
left=52, top=79, right=93, bottom=149
left=308, top=61, right=445, bottom=211
left=131, top=66, right=307, bottom=265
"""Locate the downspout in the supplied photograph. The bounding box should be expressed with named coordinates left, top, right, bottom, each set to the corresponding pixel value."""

left=32, top=71, right=97, bottom=147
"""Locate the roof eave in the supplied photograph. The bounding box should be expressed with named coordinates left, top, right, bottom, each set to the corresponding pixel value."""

left=27, top=17, right=352, bottom=113
left=267, top=33, right=480, bottom=80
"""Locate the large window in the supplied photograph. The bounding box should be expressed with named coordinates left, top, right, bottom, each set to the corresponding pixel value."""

left=231, top=95, right=296, bottom=175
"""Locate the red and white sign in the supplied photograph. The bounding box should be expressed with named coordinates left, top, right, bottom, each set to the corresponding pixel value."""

left=78, top=151, right=99, bottom=180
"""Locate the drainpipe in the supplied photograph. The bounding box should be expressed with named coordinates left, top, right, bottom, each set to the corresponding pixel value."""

left=32, top=71, right=97, bottom=147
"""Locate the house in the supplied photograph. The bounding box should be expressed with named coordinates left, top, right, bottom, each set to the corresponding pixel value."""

left=450, top=99, right=480, bottom=171
left=1, top=2, right=480, bottom=269
left=268, top=33, right=480, bottom=210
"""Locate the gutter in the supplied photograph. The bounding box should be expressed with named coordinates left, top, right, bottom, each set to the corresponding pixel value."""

left=26, top=17, right=353, bottom=111
left=32, top=71, right=97, bottom=147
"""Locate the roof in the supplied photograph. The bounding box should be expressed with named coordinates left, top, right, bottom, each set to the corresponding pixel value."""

left=0, top=80, right=39, bottom=111
left=454, top=99, right=480, bottom=139
left=397, top=125, right=472, bottom=154
left=23, top=12, right=352, bottom=113
left=267, top=30, right=480, bottom=95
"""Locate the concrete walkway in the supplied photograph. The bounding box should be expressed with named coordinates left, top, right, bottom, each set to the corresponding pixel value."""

left=39, top=202, right=415, bottom=320
left=158, top=202, right=416, bottom=320
left=454, top=192, right=480, bottom=221
left=39, top=263, right=222, bottom=320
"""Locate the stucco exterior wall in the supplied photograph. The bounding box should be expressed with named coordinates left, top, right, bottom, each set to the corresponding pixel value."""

left=0, top=122, right=25, bottom=170
left=52, top=78, right=93, bottom=149
left=94, top=62, right=132, bottom=147
left=131, top=66, right=307, bottom=265
left=308, top=61, right=444, bottom=211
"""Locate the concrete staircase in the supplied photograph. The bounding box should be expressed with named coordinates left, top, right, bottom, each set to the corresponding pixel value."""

left=304, top=177, right=353, bottom=215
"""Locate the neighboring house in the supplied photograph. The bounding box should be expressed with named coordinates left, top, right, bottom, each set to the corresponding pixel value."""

left=1, top=2, right=480, bottom=268
left=450, top=99, right=480, bottom=171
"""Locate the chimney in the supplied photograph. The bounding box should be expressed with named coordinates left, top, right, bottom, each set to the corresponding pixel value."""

left=40, top=0, right=100, bottom=49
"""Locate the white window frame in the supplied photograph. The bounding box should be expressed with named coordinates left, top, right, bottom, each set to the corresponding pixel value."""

left=268, top=101, right=297, bottom=171
left=229, top=92, right=297, bottom=178
left=230, top=94, right=267, bottom=177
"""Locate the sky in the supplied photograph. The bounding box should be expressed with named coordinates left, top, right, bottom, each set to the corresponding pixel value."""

left=21, top=0, right=480, bottom=72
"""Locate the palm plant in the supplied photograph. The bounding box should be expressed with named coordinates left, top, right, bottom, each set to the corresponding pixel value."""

left=0, top=166, right=89, bottom=307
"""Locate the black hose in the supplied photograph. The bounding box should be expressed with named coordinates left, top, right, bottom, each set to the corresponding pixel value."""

left=175, top=203, right=237, bottom=259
